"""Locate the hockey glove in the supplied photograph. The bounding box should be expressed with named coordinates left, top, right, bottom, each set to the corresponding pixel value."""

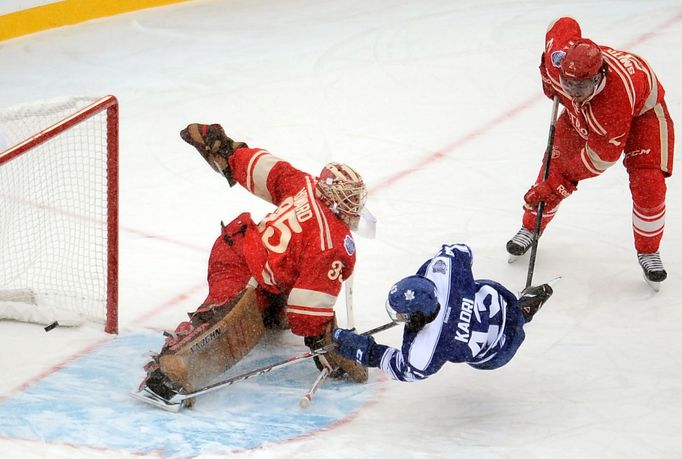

left=332, top=328, right=377, bottom=367
left=524, top=169, right=576, bottom=210
left=539, top=52, right=558, bottom=100
left=180, top=123, right=248, bottom=186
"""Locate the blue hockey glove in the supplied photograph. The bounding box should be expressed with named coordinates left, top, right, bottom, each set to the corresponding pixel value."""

left=332, top=328, right=376, bottom=367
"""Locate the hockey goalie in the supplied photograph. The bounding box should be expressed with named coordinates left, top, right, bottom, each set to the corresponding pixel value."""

left=138, top=123, right=373, bottom=403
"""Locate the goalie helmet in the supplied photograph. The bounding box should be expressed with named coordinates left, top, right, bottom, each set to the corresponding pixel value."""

left=559, top=39, right=605, bottom=102
left=315, top=163, right=368, bottom=229
left=385, top=275, right=440, bottom=332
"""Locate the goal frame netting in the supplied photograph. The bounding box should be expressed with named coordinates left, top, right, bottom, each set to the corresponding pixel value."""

left=0, top=95, right=119, bottom=333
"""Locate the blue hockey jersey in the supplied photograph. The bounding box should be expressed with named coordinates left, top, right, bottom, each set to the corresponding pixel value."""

left=373, top=244, right=525, bottom=382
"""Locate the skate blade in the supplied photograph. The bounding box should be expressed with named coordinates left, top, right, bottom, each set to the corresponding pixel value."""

left=547, top=276, right=562, bottom=288
left=644, top=275, right=661, bottom=292
left=507, top=254, right=520, bottom=264
left=129, top=388, right=183, bottom=413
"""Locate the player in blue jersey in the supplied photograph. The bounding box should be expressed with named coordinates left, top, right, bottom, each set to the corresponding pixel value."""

left=331, top=243, right=553, bottom=381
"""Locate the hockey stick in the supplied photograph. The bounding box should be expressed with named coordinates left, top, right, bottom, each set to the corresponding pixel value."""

left=297, top=276, right=356, bottom=407
left=161, top=321, right=398, bottom=405
left=345, top=275, right=355, bottom=330
left=299, top=278, right=355, bottom=408
left=299, top=355, right=332, bottom=408
left=526, top=95, right=560, bottom=289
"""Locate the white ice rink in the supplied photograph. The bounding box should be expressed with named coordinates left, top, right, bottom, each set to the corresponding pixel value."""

left=1, top=0, right=681, bottom=457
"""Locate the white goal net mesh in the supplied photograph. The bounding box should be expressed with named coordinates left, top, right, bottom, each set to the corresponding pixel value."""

left=0, top=96, right=118, bottom=332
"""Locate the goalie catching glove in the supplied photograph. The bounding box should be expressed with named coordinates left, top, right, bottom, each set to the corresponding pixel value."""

left=180, top=123, right=248, bottom=186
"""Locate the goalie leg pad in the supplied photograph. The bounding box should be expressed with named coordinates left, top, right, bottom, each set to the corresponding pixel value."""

left=159, top=288, right=265, bottom=391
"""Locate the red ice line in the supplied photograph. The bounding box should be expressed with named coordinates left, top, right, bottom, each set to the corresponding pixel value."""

left=3, top=11, right=680, bottom=458
left=145, top=12, right=682, bottom=320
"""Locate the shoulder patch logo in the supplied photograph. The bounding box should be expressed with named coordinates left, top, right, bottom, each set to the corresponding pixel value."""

left=432, top=260, right=447, bottom=274
left=344, top=234, right=356, bottom=256
left=551, top=50, right=566, bottom=68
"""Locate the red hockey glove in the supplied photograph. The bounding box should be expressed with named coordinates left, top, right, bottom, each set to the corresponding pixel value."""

left=180, top=123, right=248, bottom=186
left=524, top=170, right=577, bottom=210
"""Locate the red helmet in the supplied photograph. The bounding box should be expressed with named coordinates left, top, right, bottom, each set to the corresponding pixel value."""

left=560, top=39, right=603, bottom=80
left=559, top=39, right=605, bottom=102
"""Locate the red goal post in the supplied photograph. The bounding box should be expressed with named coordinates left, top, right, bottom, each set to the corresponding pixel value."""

left=0, top=96, right=119, bottom=333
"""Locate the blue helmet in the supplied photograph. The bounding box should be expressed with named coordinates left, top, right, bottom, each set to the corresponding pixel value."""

left=386, top=275, right=440, bottom=332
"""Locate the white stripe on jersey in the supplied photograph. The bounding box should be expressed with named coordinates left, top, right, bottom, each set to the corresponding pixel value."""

left=583, top=104, right=607, bottom=136
left=654, top=103, right=671, bottom=173
left=285, top=306, right=334, bottom=318
left=288, top=288, right=336, bottom=310
left=246, top=150, right=280, bottom=203
left=581, top=144, right=617, bottom=175
left=407, top=256, right=451, bottom=372
left=261, top=261, right=277, bottom=287
left=305, top=176, right=333, bottom=251
left=380, top=348, right=422, bottom=382
left=603, top=52, right=635, bottom=114
left=635, top=59, right=659, bottom=115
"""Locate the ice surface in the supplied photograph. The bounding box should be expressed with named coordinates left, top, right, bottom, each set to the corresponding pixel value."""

left=1, top=1, right=681, bottom=458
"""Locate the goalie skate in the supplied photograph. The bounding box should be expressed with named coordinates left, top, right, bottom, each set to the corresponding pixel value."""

left=129, top=387, right=184, bottom=413
left=131, top=287, right=264, bottom=411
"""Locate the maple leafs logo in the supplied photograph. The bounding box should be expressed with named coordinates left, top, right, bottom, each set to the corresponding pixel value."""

left=404, top=289, right=416, bottom=301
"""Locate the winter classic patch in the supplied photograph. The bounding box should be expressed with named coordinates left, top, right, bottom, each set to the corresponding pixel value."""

left=344, top=235, right=356, bottom=256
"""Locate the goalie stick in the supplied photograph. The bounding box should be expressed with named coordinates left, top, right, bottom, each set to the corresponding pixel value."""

left=298, top=277, right=356, bottom=408
left=130, top=321, right=397, bottom=411
left=299, top=355, right=332, bottom=408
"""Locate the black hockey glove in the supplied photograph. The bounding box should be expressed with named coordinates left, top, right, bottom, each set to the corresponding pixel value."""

left=180, top=123, right=248, bottom=186
left=304, top=334, right=328, bottom=372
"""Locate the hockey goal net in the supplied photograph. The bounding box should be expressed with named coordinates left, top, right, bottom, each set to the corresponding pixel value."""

left=0, top=96, right=118, bottom=333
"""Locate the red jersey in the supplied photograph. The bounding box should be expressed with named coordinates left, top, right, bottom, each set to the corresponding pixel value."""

left=540, top=18, right=667, bottom=180
left=228, top=148, right=356, bottom=336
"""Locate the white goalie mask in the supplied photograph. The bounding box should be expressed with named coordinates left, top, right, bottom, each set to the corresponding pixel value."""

left=315, top=162, right=373, bottom=234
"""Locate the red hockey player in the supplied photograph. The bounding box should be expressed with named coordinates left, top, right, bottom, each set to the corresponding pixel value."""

left=140, top=123, right=371, bottom=401
left=506, top=17, right=675, bottom=289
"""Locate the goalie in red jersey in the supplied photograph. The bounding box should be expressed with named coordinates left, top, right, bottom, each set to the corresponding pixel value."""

left=506, top=17, right=675, bottom=289
left=140, top=123, right=373, bottom=401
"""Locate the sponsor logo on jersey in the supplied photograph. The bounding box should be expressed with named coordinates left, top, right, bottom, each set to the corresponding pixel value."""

left=551, top=50, right=566, bottom=68
left=432, top=260, right=447, bottom=274
left=624, top=148, right=651, bottom=158
left=344, top=234, right=355, bottom=255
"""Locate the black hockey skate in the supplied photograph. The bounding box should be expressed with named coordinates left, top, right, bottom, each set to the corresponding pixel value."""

left=637, top=252, right=667, bottom=291
left=506, top=227, right=535, bottom=262
left=519, top=283, right=553, bottom=323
